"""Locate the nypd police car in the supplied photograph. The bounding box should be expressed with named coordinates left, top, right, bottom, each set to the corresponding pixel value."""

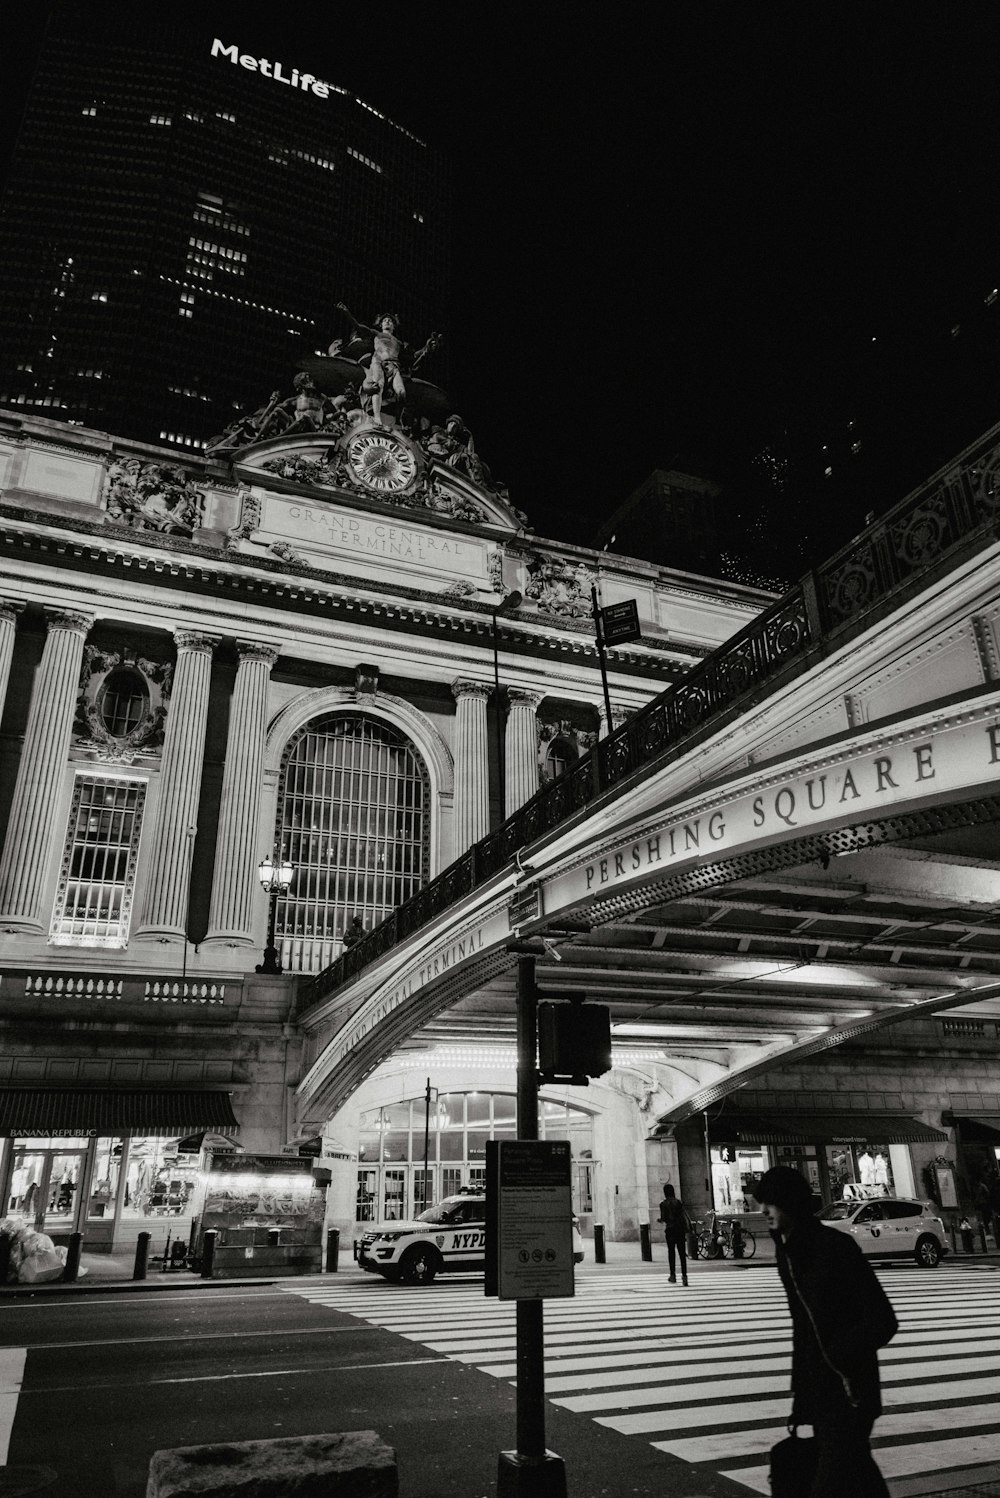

left=356, top=1188, right=585, bottom=1284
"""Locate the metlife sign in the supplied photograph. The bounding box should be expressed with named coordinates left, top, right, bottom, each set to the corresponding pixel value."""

left=211, top=39, right=339, bottom=99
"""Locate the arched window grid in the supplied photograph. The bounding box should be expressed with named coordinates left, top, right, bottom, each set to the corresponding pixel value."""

left=274, top=712, right=431, bottom=972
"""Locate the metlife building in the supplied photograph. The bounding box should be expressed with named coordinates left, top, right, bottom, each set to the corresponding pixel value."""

left=0, top=7, right=452, bottom=449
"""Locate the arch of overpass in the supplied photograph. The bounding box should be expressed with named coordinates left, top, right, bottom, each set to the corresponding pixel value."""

left=295, top=690, right=1000, bottom=1130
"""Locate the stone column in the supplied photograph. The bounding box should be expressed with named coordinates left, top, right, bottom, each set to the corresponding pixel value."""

left=451, top=680, right=491, bottom=853
left=0, top=608, right=93, bottom=928
left=0, top=602, right=24, bottom=726
left=504, top=688, right=544, bottom=816
left=203, top=641, right=280, bottom=946
left=135, top=630, right=218, bottom=939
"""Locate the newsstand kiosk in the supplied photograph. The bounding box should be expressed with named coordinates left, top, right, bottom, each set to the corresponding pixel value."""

left=196, top=1152, right=327, bottom=1277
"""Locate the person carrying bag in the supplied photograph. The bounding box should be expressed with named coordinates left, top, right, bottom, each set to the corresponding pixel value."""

left=754, top=1166, right=896, bottom=1498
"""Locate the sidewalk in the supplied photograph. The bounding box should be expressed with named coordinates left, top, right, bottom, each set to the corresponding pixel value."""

left=4, top=1226, right=1000, bottom=1292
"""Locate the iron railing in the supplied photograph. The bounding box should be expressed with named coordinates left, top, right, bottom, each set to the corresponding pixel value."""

left=296, top=424, right=1000, bottom=1015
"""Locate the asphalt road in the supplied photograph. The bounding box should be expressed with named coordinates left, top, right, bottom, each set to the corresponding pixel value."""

left=0, top=1278, right=719, bottom=1498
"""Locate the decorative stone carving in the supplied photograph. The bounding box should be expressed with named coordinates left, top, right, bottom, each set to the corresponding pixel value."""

left=451, top=679, right=492, bottom=702
left=439, top=580, right=476, bottom=599
left=225, top=486, right=262, bottom=550
left=270, top=541, right=307, bottom=567
left=173, top=630, right=218, bottom=655
left=73, top=643, right=173, bottom=761
left=523, top=554, right=593, bottom=618
left=354, top=664, right=380, bottom=699
left=487, top=550, right=504, bottom=592
left=104, top=457, right=205, bottom=537
left=48, top=610, right=93, bottom=636
left=261, top=453, right=338, bottom=488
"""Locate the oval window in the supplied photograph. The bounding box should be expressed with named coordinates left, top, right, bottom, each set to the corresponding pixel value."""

left=99, top=668, right=148, bottom=738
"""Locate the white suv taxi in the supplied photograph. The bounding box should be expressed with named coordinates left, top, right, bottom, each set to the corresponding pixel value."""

left=818, top=1197, right=948, bottom=1267
left=356, top=1189, right=585, bottom=1284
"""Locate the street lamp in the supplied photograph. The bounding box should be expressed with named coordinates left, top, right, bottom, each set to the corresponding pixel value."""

left=491, top=589, right=522, bottom=821
left=256, top=852, right=294, bottom=974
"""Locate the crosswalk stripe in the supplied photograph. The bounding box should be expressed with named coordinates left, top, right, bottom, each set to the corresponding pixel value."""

left=280, top=1265, right=1000, bottom=1493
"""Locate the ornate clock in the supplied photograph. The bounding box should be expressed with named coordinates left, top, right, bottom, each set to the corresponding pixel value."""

left=345, top=431, right=419, bottom=494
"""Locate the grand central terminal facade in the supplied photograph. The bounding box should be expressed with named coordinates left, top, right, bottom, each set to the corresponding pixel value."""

left=0, top=367, right=999, bottom=1256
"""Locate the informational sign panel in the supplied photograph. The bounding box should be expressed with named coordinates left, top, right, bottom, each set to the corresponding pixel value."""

left=495, top=1140, right=574, bottom=1301
left=601, top=598, right=641, bottom=646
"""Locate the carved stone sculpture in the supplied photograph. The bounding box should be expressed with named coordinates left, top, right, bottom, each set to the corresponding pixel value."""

left=105, top=458, right=205, bottom=538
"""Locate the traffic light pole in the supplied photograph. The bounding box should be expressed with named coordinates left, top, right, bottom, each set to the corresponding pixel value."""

left=497, top=953, right=567, bottom=1498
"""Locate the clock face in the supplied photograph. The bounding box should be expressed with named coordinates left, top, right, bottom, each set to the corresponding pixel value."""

left=346, top=432, right=418, bottom=493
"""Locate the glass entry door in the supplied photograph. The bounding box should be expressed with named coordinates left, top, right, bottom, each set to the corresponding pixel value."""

left=8, top=1145, right=88, bottom=1232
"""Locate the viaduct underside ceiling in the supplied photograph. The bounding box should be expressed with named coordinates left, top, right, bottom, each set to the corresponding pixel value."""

left=397, top=829, right=1000, bottom=1092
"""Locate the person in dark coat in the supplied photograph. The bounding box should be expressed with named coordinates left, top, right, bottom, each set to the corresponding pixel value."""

left=658, top=1182, right=689, bottom=1285
left=754, top=1166, right=897, bottom=1497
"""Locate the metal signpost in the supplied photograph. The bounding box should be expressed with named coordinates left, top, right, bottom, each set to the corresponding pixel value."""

left=493, top=953, right=570, bottom=1498
left=591, top=589, right=641, bottom=732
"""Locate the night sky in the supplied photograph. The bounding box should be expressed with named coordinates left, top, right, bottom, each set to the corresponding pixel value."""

left=5, top=5, right=1000, bottom=584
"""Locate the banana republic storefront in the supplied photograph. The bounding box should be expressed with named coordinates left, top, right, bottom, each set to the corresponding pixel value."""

left=0, top=1089, right=240, bottom=1252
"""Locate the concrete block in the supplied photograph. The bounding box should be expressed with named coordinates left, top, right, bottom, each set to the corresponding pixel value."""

left=147, top=1430, right=397, bottom=1498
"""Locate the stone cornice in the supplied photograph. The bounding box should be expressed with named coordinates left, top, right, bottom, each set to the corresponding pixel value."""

left=0, top=506, right=699, bottom=676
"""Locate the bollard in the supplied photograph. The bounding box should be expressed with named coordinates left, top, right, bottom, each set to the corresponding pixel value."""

left=980, top=1222, right=989, bottom=1253
left=133, top=1231, right=151, bottom=1280
left=731, top=1219, right=746, bottom=1259
left=325, top=1226, right=340, bottom=1273
left=201, top=1229, right=218, bottom=1280
left=267, top=1228, right=281, bottom=1247
left=639, top=1223, right=652, bottom=1262
left=949, top=1224, right=958, bottom=1255
left=0, top=1232, right=11, bottom=1287
left=63, top=1231, right=83, bottom=1283
left=161, top=1229, right=172, bottom=1272
left=594, top=1223, right=606, bottom=1264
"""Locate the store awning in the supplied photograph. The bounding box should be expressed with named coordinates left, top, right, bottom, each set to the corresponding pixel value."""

left=0, top=1089, right=239, bottom=1138
left=942, top=1113, right=1000, bottom=1143
left=692, top=1112, right=948, bottom=1147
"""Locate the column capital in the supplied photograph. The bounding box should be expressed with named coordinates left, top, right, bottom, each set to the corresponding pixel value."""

left=174, top=629, right=220, bottom=656
left=236, top=640, right=281, bottom=667
left=451, top=678, right=492, bottom=702
left=0, top=601, right=25, bottom=625
left=507, top=687, right=545, bottom=711
left=45, top=608, right=93, bottom=636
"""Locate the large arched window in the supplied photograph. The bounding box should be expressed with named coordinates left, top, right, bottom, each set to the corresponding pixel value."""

left=275, top=713, right=431, bottom=972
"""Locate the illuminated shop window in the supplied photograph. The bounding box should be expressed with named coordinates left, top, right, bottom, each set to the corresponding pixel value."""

left=275, top=714, right=430, bottom=973
left=50, top=775, right=146, bottom=948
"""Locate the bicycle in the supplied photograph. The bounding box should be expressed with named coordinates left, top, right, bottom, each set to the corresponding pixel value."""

left=695, top=1211, right=756, bottom=1260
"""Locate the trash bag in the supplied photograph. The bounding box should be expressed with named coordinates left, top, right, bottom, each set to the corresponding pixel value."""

left=19, top=1248, right=65, bottom=1284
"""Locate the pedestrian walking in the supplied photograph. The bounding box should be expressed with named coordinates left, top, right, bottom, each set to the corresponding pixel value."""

left=658, top=1182, right=689, bottom=1285
left=753, top=1166, right=897, bottom=1497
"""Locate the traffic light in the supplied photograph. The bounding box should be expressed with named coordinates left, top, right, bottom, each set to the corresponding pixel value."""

left=537, top=996, right=612, bottom=1083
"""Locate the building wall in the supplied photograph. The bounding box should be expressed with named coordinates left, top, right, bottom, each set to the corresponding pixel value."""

left=0, top=411, right=770, bottom=1203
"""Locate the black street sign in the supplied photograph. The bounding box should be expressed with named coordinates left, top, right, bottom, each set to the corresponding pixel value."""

left=600, top=598, right=641, bottom=646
